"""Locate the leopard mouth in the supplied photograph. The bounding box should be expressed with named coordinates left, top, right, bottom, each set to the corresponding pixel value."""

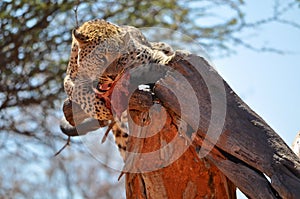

left=93, top=81, right=112, bottom=95
left=93, top=73, right=131, bottom=118
left=89, top=80, right=114, bottom=115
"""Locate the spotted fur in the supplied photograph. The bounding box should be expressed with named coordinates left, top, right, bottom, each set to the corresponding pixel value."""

left=64, top=19, right=174, bottom=159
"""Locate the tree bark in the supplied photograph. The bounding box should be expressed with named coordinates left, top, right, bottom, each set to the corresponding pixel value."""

left=125, top=90, right=236, bottom=199
left=148, top=52, right=300, bottom=198
left=60, top=52, right=300, bottom=198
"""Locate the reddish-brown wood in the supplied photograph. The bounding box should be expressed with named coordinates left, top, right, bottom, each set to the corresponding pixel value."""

left=125, top=96, right=236, bottom=199
left=60, top=52, right=300, bottom=199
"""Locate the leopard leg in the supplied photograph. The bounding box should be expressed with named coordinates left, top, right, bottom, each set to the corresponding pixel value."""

left=111, top=112, right=129, bottom=160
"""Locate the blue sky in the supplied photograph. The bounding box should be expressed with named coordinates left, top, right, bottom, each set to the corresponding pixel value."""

left=213, top=0, right=300, bottom=145
left=77, top=1, right=299, bottom=197
left=212, top=1, right=300, bottom=198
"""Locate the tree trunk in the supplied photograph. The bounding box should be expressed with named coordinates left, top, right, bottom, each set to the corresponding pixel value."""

left=60, top=52, right=300, bottom=198
left=123, top=52, right=300, bottom=198
left=124, top=90, right=236, bottom=198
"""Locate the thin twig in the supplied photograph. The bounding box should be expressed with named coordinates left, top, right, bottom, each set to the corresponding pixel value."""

left=118, top=171, right=126, bottom=181
left=101, top=121, right=116, bottom=143
left=54, top=136, right=71, bottom=156
left=73, top=0, right=80, bottom=28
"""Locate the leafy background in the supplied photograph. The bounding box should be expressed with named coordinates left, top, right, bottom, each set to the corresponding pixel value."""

left=0, top=0, right=299, bottom=198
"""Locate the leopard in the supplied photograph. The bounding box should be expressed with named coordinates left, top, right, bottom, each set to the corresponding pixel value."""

left=64, top=19, right=174, bottom=159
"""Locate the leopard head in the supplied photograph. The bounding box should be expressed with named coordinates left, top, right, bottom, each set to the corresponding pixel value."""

left=64, top=19, right=155, bottom=120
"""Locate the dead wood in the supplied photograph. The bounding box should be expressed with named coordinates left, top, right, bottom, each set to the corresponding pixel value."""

left=59, top=52, right=300, bottom=199
left=149, top=52, right=300, bottom=198
left=125, top=90, right=236, bottom=198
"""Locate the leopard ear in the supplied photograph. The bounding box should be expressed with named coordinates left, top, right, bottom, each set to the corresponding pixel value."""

left=72, top=29, right=87, bottom=44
